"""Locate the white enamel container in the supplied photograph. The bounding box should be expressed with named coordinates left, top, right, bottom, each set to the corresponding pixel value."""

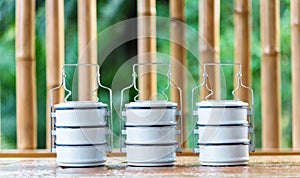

left=199, top=145, right=250, bottom=166
left=56, top=127, right=107, bottom=145
left=123, top=101, right=180, bottom=166
left=197, top=126, right=248, bottom=144
left=56, top=145, right=108, bottom=167
left=54, top=101, right=109, bottom=167
left=125, top=101, right=177, bottom=126
left=55, top=102, right=107, bottom=126
left=195, top=100, right=251, bottom=166
left=125, top=126, right=177, bottom=144
left=196, top=100, right=248, bottom=125
left=125, top=144, right=177, bottom=166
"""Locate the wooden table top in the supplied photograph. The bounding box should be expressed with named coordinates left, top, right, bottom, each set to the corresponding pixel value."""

left=0, top=156, right=300, bottom=176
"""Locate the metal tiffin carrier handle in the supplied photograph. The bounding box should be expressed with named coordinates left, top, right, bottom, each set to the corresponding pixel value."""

left=191, top=62, right=255, bottom=153
left=119, top=62, right=183, bottom=153
left=49, top=63, right=113, bottom=153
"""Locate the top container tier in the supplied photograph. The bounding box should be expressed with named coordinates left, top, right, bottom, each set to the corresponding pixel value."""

left=125, top=100, right=178, bottom=126
left=54, top=101, right=108, bottom=127
left=196, top=100, right=248, bottom=125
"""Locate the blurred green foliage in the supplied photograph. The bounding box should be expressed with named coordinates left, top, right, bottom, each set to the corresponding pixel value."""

left=0, top=0, right=292, bottom=149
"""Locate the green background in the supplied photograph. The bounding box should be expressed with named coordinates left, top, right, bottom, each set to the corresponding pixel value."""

left=0, top=0, right=292, bottom=149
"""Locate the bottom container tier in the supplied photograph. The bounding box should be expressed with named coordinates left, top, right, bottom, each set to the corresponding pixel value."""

left=126, top=144, right=177, bottom=166
left=199, top=144, right=250, bottom=166
left=56, top=144, right=107, bottom=167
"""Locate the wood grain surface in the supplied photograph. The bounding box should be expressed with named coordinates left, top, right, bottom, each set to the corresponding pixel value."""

left=0, top=156, right=300, bottom=176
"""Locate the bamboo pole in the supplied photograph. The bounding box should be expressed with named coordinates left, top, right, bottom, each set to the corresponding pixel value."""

left=46, top=0, right=64, bottom=148
left=170, top=0, right=187, bottom=147
left=138, top=0, right=157, bottom=100
left=16, top=0, right=37, bottom=149
left=291, top=0, right=300, bottom=148
left=234, top=0, right=252, bottom=103
left=199, top=0, right=220, bottom=100
left=78, top=0, right=97, bottom=101
left=260, top=0, right=281, bottom=148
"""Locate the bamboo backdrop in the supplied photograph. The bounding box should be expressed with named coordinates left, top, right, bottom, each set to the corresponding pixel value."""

left=137, top=0, right=157, bottom=100
left=11, top=0, right=300, bottom=150
left=16, top=0, right=37, bottom=149
left=291, top=0, right=300, bottom=149
left=170, top=0, right=187, bottom=147
left=78, top=0, right=98, bottom=101
left=260, top=0, right=281, bottom=148
left=46, top=0, right=64, bottom=149
left=199, top=0, right=220, bottom=100
left=234, top=0, right=252, bottom=103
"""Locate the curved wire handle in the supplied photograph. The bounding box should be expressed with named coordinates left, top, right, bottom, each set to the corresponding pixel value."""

left=192, top=62, right=249, bottom=108
left=49, top=63, right=113, bottom=152
left=204, top=62, right=242, bottom=100
left=50, top=64, right=113, bottom=108
left=199, top=62, right=254, bottom=108
left=191, top=62, right=255, bottom=152
left=134, top=62, right=170, bottom=101
left=120, top=62, right=172, bottom=112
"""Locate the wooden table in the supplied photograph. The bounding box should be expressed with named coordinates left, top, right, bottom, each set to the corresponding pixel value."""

left=0, top=156, right=300, bottom=176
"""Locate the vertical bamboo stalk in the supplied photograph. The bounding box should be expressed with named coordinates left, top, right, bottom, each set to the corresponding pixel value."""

left=138, top=0, right=157, bottom=100
left=46, top=0, right=64, bottom=148
left=16, top=0, right=37, bottom=149
left=261, top=0, right=281, bottom=148
left=234, top=0, right=252, bottom=103
left=199, top=0, right=220, bottom=100
left=78, top=0, right=97, bottom=101
left=291, top=0, right=300, bottom=148
left=170, top=0, right=187, bottom=147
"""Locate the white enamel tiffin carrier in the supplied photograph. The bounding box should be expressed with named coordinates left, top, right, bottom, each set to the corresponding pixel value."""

left=192, top=63, right=255, bottom=166
left=50, top=64, right=112, bottom=167
left=120, top=62, right=183, bottom=166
